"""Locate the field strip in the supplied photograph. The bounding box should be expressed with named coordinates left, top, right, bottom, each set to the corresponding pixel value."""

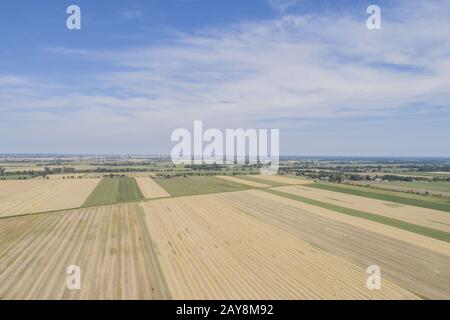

left=308, top=183, right=450, bottom=213
left=272, top=185, right=450, bottom=234
left=0, top=179, right=101, bottom=218
left=153, top=176, right=249, bottom=197
left=135, top=177, right=171, bottom=199
left=135, top=204, right=171, bottom=298
left=242, top=175, right=310, bottom=186
left=0, top=204, right=168, bottom=299
left=219, top=190, right=450, bottom=299
left=264, top=188, right=450, bottom=243
left=82, top=177, right=144, bottom=207
left=216, top=175, right=270, bottom=188
left=350, top=181, right=450, bottom=198
left=140, top=195, right=418, bottom=300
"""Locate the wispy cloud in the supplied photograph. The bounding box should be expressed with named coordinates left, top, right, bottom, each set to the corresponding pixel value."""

left=118, top=9, right=143, bottom=19
left=268, top=0, right=302, bottom=13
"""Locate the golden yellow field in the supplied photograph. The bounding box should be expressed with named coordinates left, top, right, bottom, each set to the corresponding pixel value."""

left=135, top=177, right=171, bottom=199
left=216, top=175, right=270, bottom=187
left=0, top=179, right=100, bottom=217
left=272, top=185, right=450, bottom=233
left=140, top=195, right=418, bottom=300
left=0, top=204, right=168, bottom=299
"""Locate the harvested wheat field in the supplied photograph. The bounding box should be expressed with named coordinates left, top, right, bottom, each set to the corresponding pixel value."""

left=246, top=175, right=310, bottom=186
left=0, top=179, right=101, bottom=217
left=0, top=204, right=168, bottom=300
left=135, top=177, right=171, bottom=199
left=272, top=185, right=450, bottom=233
left=219, top=189, right=450, bottom=299
left=0, top=180, right=44, bottom=200
left=140, top=195, right=418, bottom=300
left=216, top=175, right=270, bottom=188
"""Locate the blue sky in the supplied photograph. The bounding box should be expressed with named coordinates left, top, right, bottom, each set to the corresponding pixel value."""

left=1, top=0, right=449, bottom=156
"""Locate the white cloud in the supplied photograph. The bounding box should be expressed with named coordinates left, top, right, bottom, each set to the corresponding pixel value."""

left=80, top=3, right=450, bottom=128
left=1, top=0, right=450, bottom=153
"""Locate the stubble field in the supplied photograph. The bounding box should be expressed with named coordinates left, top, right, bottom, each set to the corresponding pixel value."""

left=140, top=194, right=418, bottom=300
left=135, top=177, right=171, bottom=199
left=0, top=204, right=168, bottom=299
left=0, top=179, right=100, bottom=218
left=1, top=175, right=449, bottom=300
left=272, top=185, right=450, bottom=233
left=219, top=189, right=450, bottom=299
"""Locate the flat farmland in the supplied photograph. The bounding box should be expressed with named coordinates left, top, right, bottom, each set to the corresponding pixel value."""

left=135, top=177, right=170, bottom=199
left=2, top=171, right=449, bottom=300
left=0, top=204, right=168, bottom=299
left=0, top=179, right=100, bottom=218
left=240, top=175, right=310, bottom=187
left=272, top=185, right=450, bottom=233
left=309, top=183, right=450, bottom=212
left=82, top=177, right=144, bottom=207
left=0, top=180, right=43, bottom=200
left=256, top=175, right=311, bottom=185
left=140, top=195, right=417, bottom=300
left=216, top=175, right=270, bottom=188
left=351, top=181, right=450, bottom=197
left=154, top=176, right=248, bottom=197
left=220, top=190, right=450, bottom=299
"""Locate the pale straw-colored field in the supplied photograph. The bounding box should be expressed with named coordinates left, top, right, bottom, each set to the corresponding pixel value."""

left=135, top=177, right=171, bottom=199
left=219, top=189, right=450, bottom=299
left=0, top=204, right=168, bottom=300
left=0, top=179, right=100, bottom=217
left=140, top=194, right=418, bottom=300
left=272, top=185, right=450, bottom=233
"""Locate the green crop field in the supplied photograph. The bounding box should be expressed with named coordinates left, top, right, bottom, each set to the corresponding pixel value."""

left=308, top=183, right=450, bottom=213
left=154, top=176, right=249, bottom=197
left=83, top=177, right=144, bottom=207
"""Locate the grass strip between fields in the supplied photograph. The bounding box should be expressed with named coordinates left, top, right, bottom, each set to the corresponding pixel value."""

left=262, top=188, right=450, bottom=243
left=307, top=183, right=450, bottom=213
